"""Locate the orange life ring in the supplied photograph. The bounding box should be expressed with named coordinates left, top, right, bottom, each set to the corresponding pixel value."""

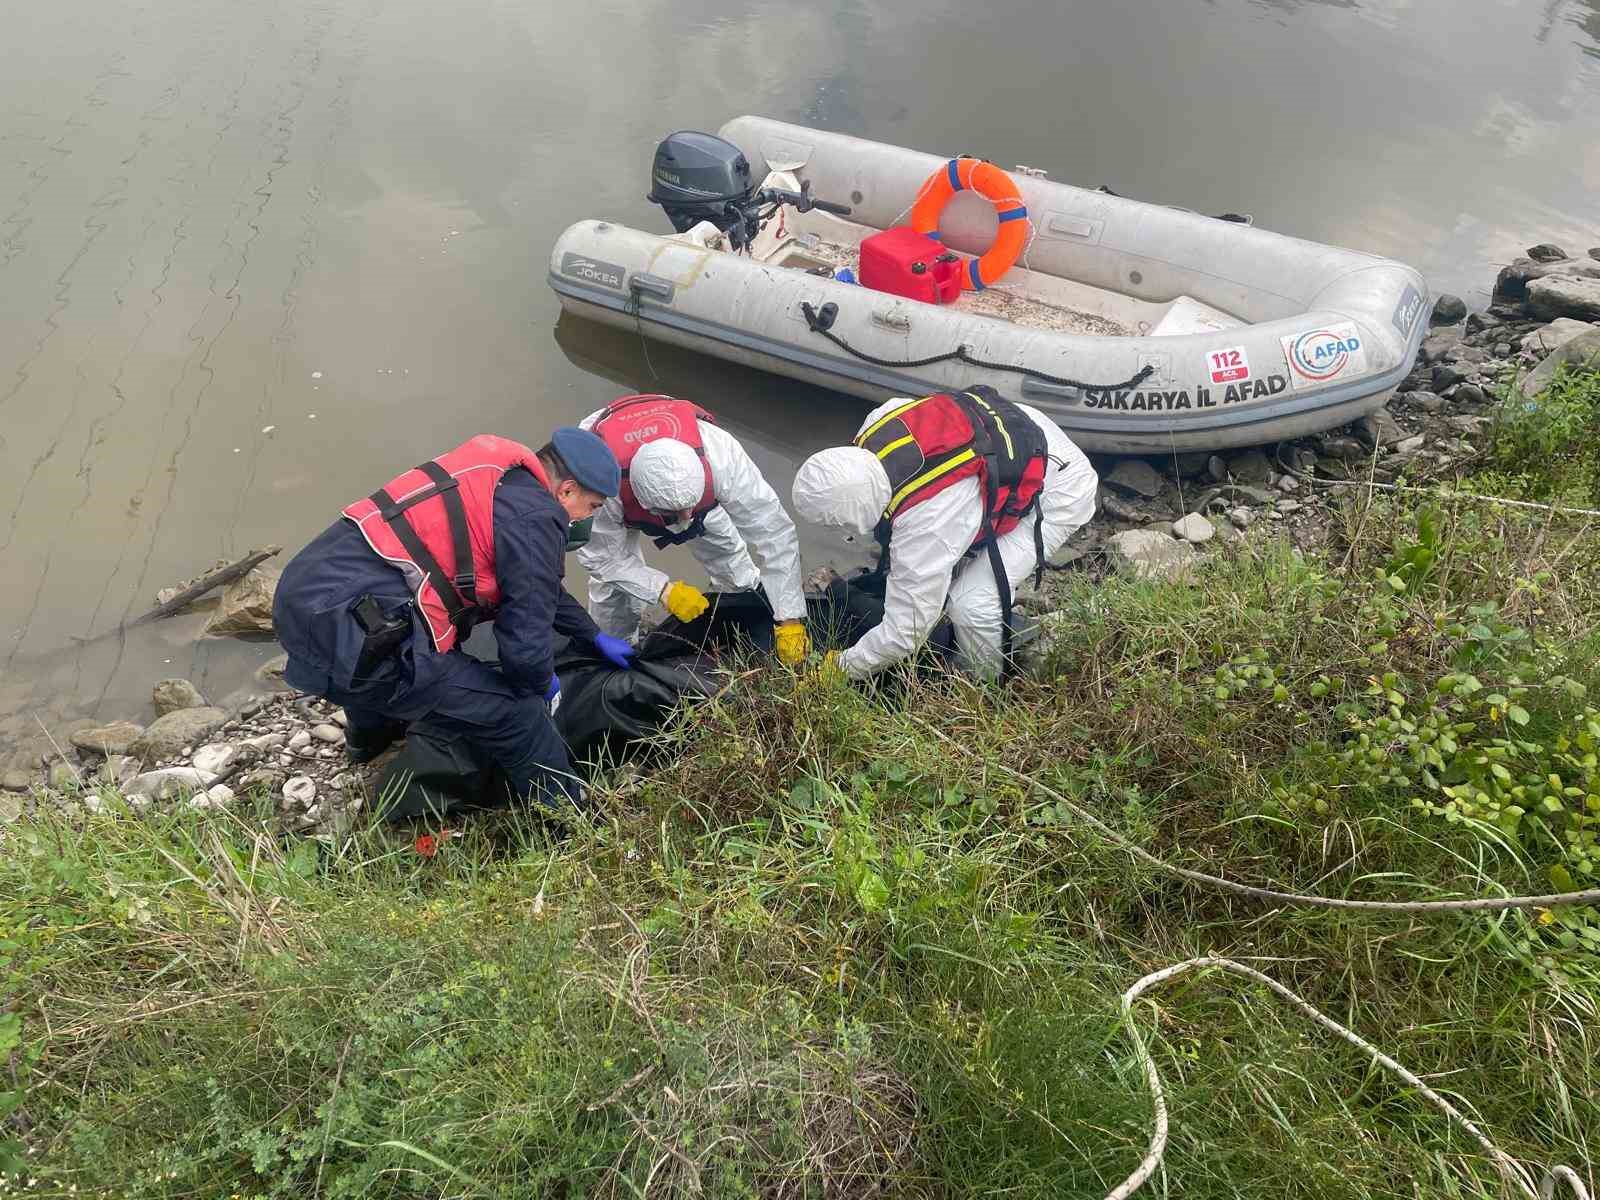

left=910, top=157, right=1028, bottom=291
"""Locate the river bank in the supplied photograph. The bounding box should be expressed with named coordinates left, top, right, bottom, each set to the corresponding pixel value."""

left=3, top=248, right=1600, bottom=1197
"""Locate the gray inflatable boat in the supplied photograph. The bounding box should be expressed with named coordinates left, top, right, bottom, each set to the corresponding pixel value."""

left=548, top=116, right=1428, bottom=454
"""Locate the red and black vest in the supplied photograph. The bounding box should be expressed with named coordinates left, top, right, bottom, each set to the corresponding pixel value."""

left=854, top=386, right=1048, bottom=547
left=594, top=395, right=718, bottom=547
left=855, top=386, right=1050, bottom=673
left=341, top=435, right=549, bottom=653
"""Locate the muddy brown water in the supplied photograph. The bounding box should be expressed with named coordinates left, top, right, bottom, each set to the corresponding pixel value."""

left=2, top=0, right=1598, bottom=726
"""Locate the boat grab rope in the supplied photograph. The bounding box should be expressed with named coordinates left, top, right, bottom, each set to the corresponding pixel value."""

left=799, top=300, right=1156, bottom=393
left=1110, top=958, right=1593, bottom=1200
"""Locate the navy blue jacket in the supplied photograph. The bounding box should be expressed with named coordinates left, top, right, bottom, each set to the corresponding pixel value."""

left=274, top=467, right=598, bottom=715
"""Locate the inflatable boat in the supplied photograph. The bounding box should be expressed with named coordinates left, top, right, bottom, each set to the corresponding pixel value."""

left=548, top=117, right=1429, bottom=454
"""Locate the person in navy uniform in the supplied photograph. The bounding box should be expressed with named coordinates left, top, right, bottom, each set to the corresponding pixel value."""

left=271, top=428, right=637, bottom=810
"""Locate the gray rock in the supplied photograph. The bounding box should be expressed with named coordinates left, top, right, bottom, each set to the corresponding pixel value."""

left=127, top=707, right=227, bottom=763
left=1518, top=328, right=1600, bottom=399
left=1104, top=459, right=1166, bottom=499
left=1, top=768, right=33, bottom=793
left=1319, top=435, right=1368, bottom=461
left=1592, top=249, right=1600, bottom=262
left=1493, top=342, right=1515, bottom=358
left=0, top=793, right=22, bottom=823
left=1396, top=389, right=1447, bottom=413
left=48, top=761, right=80, bottom=790
left=1205, top=455, right=1227, bottom=483
left=1228, top=508, right=1254, bottom=530
left=152, top=678, right=207, bottom=717
left=125, top=767, right=217, bottom=800
left=69, top=720, right=144, bottom=757
left=1171, top=513, right=1216, bottom=544
left=1316, top=457, right=1354, bottom=480
left=1526, top=244, right=1568, bottom=263
left=100, top=756, right=139, bottom=785
left=242, top=732, right=286, bottom=751
left=1522, top=317, right=1597, bottom=355
left=1276, top=473, right=1302, bottom=493
left=1447, top=415, right=1487, bottom=437
left=1106, top=530, right=1199, bottom=581
left=282, top=775, right=317, bottom=807
left=1357, top=408, right=1404, bottom=448
left=1432, top=364, right=1466, bottom=391
left=1194, top=483, right=1276, bottom=511
left=1277, top=500, right=1303, bottom=514
left=1393, top=434, right=1426, bottom=455
left=1225, top=449, right=1274, bottom=486
left=1419, top=327, right=1464, bottom=363
left=1526, top=275, right=1600, bottom=322
left=202, top=565, right=279, bottom=638
left=287, top=730, right=312, bottom=751
left=1465, top=311, right=1498, bottom=336
left=1494, top=256, right=1600, bottom=301
left=330, top=708, right=349, bottom=729
left=1451, top=383, right=1488, bottom=406
left=1167, top=451, right=1213, bottom=479
left=1430, top=294, right=1467, bottom=324
left=310, top=723, right=345, bottom=745
left=206, top=784, right=237, bottom=806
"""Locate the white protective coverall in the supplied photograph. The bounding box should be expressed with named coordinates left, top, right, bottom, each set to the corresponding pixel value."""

left=792, top=400, right=1098, bottom=679
left=577, top=409, right=807, bottom=638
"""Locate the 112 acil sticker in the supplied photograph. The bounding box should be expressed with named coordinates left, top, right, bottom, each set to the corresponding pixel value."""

left=1207, top=346, right=1251, bottom=384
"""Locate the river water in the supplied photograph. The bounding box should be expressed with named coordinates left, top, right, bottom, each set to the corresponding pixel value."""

left=2, top=0, right=1598, bottom=724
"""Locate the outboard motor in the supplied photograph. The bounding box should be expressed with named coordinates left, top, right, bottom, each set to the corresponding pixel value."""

left=647, top=129, right=852, bottom=252
left=648, top=131, right=756, bottom=236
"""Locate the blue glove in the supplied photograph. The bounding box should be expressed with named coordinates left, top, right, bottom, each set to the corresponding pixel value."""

left=544, top=675, right=561, bottom=713
left=593, top=633, right=636, bottom=670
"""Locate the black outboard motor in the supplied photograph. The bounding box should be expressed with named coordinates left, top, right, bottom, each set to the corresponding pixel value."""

left=648, top=131, right=756, bottom=235
left=647, top=129, right=853, bottom=252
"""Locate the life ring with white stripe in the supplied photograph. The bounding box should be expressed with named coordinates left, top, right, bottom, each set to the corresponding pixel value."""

left=910, top=157, right=1028, bottom=291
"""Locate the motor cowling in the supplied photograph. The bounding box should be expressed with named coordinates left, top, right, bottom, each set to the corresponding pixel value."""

left=647, top=130, right=755, bottom=234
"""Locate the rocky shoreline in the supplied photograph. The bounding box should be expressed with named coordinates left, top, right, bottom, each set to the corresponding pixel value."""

left=2, top=244, right=1598, bottom=835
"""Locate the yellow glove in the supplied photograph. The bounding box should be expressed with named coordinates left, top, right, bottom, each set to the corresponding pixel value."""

left=662, top=580, right=709, bottom=623
left=774, top=619, right=810, bottom=666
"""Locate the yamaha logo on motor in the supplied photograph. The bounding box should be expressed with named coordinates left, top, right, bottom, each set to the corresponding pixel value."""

left=1289, top=329, right=1360, bottom=380
left=560, top=252, right=626, bottom=291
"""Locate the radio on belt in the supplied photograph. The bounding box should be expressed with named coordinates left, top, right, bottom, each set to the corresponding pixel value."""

left=857, top=227, right=964, bottom=305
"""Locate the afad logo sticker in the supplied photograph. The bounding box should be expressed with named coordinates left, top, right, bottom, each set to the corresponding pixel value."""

left=1280, top=323, right=1369, bottom=391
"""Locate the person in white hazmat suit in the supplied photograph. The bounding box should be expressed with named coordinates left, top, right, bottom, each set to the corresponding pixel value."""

left=577, top=394, right=810, bottom=665
left=791, top=388, right=1097, bottom=680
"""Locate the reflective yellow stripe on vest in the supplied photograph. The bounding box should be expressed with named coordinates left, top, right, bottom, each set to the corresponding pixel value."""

left=856, top=396, right=928, bottom=444
left=885, top=447, right=977, bottom=517
left=873, top=433, right=916, bottom=459
left=965, top=391, right=1014, bottom=458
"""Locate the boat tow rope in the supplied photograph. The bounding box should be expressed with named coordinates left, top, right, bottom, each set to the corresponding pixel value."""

left=913, top=724, right=1597, bottom=1199
left=800, top=300, right=1156, bottom=393
left=1112, top=958, right=1593, bottom=1200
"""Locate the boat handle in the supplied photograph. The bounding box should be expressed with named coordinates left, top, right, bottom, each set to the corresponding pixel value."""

left=629, top=273, right=676, bottom=304
left=871, top=309, right=911, bottom=332
left=1021, top=377, right=1083, bottom=405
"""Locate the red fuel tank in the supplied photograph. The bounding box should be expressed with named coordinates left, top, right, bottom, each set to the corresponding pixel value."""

left=857, top=227, right=963, bottom=305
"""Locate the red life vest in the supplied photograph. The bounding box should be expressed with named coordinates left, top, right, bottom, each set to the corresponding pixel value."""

left=594, top=395, right=718, bottom=546
left=341, top=435, right=550, bottom=653
left=854, top=387, right=1048, bottom=544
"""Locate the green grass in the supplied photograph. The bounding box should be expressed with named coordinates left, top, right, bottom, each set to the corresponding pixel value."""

left=4, top=372, right=1600, bottom=1199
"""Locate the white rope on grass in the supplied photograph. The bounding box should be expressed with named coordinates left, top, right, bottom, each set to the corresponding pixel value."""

left=1295, top=473, right=1600, bottom=520
left=917, top=723, right=1600, bottom=914
left=1106, top=957, right=1593, bottom=1200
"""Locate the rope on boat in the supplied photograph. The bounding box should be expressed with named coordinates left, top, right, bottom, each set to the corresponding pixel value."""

left=799, top=301, right=1157, bottom=393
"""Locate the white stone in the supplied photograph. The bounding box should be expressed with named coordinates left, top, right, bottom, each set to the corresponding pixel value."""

left=1275, top=474, right=1301, bottom=494
left=243, top=732, right=285, bottom=751
left=310, top=723, right=345, bottom=745
left=125, top=767, right=218, bottom=801
left=1521, top=317, right=1597, bottom=354
left=1393, top=434, right=1426, bottom=455
left=1106, top=530, right=1199, bottom=581
left=287, top=730, right=312, bottom=751
left=282, top=775, right=317, bottom=807
left=1229, top=508, right=1254, bottom=530
left=191, top=743, right=241, bottom=776
left=206, top=784, right=237, bottom=805
left=1171, top=512, right=1215, bottom=544
left=330, top=708, right=348, bottom=728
